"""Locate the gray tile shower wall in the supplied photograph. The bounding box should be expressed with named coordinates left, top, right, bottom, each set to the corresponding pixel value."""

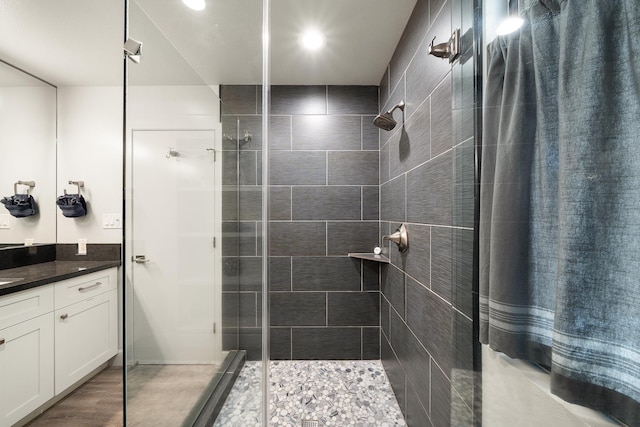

left=220, top=1, right=478, bottom=421
left=378, top=0, right=476, bottom=426
left=268, top=85, right=381, bottom=362
left=220, top=84, right=381, bottom=362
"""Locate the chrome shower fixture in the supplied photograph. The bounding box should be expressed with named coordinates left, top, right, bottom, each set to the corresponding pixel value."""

left=382, top=223, right=409, bottom=253
left=373, top=100, right=405, bottom=131
left=428, top=29, right=460, bottom=63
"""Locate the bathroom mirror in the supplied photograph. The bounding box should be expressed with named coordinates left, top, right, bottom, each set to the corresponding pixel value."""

left=0, top=60, right=57, bottom=247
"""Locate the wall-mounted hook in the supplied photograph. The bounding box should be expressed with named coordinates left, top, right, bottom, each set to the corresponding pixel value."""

left=428, top=29, right=460, bottom=63
left=64, top=180, right=84, bottom=196
left=14, top=180, right=35, bottom=196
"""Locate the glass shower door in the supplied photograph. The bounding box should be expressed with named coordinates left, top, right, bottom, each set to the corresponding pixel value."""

left=124, top=0, right=266, bottom=424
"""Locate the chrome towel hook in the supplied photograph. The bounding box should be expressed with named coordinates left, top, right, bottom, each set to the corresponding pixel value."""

left=428, top=29, right=460, bottom=63
left=64, top=180, right=84, bottom=196
left=14, top=180, right=35, bottom=196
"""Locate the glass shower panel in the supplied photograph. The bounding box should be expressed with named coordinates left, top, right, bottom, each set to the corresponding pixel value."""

left=450, top=0, right=482, bottom=425
left=124, top=0, right=265, bottom=425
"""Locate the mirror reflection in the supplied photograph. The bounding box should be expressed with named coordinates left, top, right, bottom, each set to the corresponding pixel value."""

left=0, top=60, right=56, bottom=247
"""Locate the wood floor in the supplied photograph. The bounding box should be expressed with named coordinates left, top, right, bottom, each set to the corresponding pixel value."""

left=26, top=367, right=124, bottom=427
left=26, top=364, right=220, bottom=427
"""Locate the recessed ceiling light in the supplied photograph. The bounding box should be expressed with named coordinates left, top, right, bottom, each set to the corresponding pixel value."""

left=299, top=29, right=325, bottom=51
left=495, top=16, right=524, bottom=35
left=183, top=0, right=206, bottom=11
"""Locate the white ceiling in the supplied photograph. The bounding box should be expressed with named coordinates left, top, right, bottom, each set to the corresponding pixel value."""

left=0, top=0, right=416, bottom=87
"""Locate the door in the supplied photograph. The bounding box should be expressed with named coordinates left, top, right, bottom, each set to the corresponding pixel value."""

left=131, top=130, right=220, bottom=364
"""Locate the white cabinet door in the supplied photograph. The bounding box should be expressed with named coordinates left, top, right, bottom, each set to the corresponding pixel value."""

left=0, top=312, right=54, bottom=427
left=54, top=289, right=117, bottom=394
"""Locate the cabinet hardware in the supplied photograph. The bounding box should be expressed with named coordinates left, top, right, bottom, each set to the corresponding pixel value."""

left=0, top=338, right=5, bottom=345
left=78, top=282, right=102, bottom=292
left=60, top=314, right=68, bottom=320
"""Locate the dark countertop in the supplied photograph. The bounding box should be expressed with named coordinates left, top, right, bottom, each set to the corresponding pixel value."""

left=0, top=260, right=121, bottom=296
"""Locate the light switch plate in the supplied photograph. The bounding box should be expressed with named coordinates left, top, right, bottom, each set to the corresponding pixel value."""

left=103, top=213, right=122, bottom=229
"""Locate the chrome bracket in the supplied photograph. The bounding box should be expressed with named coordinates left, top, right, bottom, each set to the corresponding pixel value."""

left=64, top=180, right=84, bottom=196
left=428, top=28, right=460, bottom=63
left=124, top=38, right=143, bottom=63
left=14, top=180, right=35, bottom=196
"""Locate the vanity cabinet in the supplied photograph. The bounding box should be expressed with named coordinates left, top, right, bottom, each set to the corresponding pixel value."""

left=0, top=267, right=118, bottom=426
left=54, top=270, right=118, bottom=394
left=0, top=286, right=55, bottom=427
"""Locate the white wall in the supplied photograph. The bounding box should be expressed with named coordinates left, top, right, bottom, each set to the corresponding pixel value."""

left=0, top=86, right=56, bottom=244
left=56, top=86, right=123, bottom=244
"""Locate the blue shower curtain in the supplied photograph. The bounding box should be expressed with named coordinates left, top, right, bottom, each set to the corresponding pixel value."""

left=480, top=1, right=640, bottom=425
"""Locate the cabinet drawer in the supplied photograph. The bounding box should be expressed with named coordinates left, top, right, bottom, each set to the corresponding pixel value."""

left=54, top=268, right=117, bottom=309
left=0, top=285, right=54, bottom=330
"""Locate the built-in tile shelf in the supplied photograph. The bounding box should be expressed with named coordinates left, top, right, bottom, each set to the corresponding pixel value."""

left=348, top=253, right=390, bottom=264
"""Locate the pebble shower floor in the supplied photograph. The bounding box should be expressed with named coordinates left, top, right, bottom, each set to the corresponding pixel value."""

left=214, top=360, right=406, bottom=426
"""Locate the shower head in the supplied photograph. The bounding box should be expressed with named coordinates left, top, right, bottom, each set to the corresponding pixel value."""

left=373, top=100, right=405, bottom=131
